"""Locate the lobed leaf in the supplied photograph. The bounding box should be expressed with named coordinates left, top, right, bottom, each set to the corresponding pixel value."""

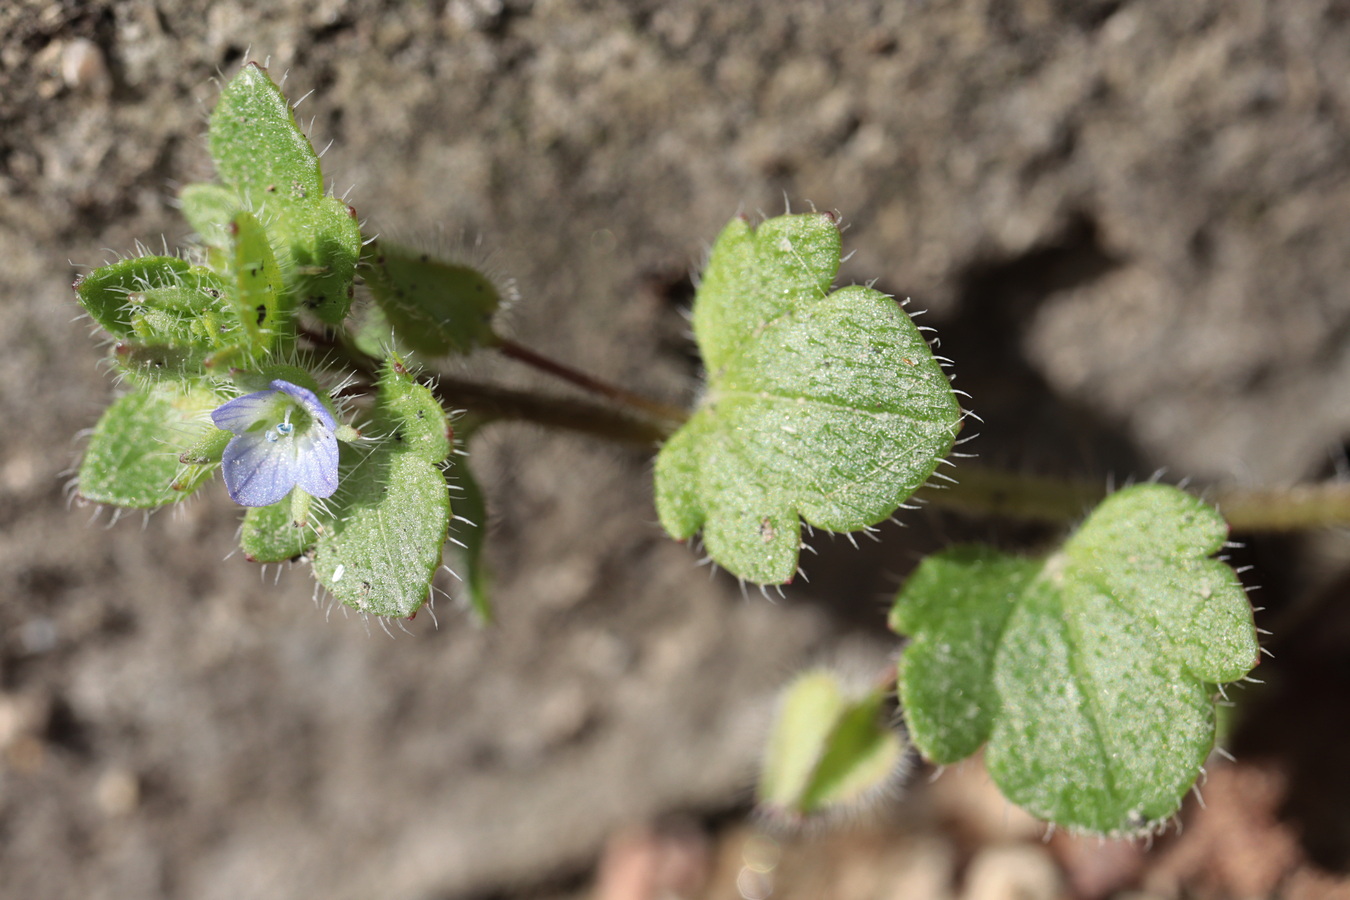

left=655, top=213, right=962, bottom=584
left=890, top=484, right=1259, bottom=834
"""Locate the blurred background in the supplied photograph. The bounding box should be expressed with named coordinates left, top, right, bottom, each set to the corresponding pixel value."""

left=3, top=1, right=1350, bottom=897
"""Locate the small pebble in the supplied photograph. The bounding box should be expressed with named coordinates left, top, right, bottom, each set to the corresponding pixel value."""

left=61, top=39, right=112, bottom=95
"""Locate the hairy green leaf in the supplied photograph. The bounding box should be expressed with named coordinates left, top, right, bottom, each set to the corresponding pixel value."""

left=758, top=669, right=904, bottom=819
left=76, top=256, right=190, bottom=338
left=208, top=63, right=361, bottom=324
left=311, top=360, right=452, bottom=617
left=890, top=484, right=1259, bottom=834
left=76, top=257, right=236, bottom=376
left=361, top=241, right=502, bottom=356
left=78, top=384, right=224, bottom=508
left=655, top=213, right=962, bottom=584
left=210, top=62, right=323, bottom=206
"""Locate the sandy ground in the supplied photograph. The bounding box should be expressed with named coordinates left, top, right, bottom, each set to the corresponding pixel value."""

left=4, top=1, right=1350, bottom=898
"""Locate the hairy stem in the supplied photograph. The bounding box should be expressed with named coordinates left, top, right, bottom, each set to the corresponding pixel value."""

left=301, top=323, right=674, bottom=445
left=918, top=466, right=1350, bottom=532
left=431, top=375, right=671, bottom=445
left=495, top=338, right=690, bottom=426
left=305, top=326, right=1350, bottom=532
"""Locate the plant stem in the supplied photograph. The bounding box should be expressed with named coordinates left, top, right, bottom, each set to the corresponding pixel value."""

left=305, top=326, right=1350, bottom=532
left=1208, top=482, right=1350, bottom=531
left=913, top=467, right=1103, bottom=524
left=916, top=465, right=1350, bottom=532
left=495, top=338, right=690, bottom=426
left=301, top=323, right=676, bottom=444
left=430, top=375, right=672, bottom=445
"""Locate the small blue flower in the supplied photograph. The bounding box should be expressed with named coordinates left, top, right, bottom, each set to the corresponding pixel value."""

left=212, top=379, right=339, bottom=507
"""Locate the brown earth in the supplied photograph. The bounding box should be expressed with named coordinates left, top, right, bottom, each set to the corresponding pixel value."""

left=3, top=1, right=1350, bottom=898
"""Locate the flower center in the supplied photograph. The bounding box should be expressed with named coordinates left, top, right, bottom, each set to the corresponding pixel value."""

left=266, top=409, right=296, bottom=442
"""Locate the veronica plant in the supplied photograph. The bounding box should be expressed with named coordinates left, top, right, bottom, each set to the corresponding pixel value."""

left=70, top=62, right=1284, bottom=837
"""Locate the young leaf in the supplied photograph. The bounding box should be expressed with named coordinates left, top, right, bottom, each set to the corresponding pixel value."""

left=76, top=257, right=235, bottom=367
left=208, top=63, right=361, bottom=324
left=758, top=669, right=905, bottom=820
left=179, top=182, right=241, bottom=249
left=654, top=213, right=962, bottom=584
left=210, top=62, right=323, bottom=206
left=360, top=241, right=503, bottom=356
left=229, top=210, right=289, bottom=355
left=311, top=360, right=452, bottom=617
left=76, top=256, right=190, bottom=338
left=78, top=384, right=224, bottom=508
left=889, top=484, right=1259, bottom=834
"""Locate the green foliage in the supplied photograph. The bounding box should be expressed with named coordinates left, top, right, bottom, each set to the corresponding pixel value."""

left=179, top=183, right=241, bottom=250
left=889, top=485, right=1259, bottom=834
left=77, top=384, right=224, bottom=508
left=229, top=210, right=289, bottom=356
left=655, top=213, right=962, bottom=584
left=202, top=61, right=361, bottom=324
left=311, top=359, right=453, bottom=617
left=361, top=241, right=503, bottom=356
left=758, top=669, right=905, bottom=819
left=72, top=63, right=1286, bottom=838
left=76, top=256, right=235, bottom=381
left=76, top=255, right=191, bottom=339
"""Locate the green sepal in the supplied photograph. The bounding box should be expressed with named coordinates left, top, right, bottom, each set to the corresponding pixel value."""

left=758, top=669, right=904, bottom=819
left=241, top=500, right=320, bottom=563
left=360, top=241, right=502, bottom=356
left=655, top=213, right=962, bottom=584
left=177, top=426, right=231, bottom=467
left=311, top=360, right=452, bottom=617
left=890, top=484, right=1260, bottom=834
left=78, top=384, right=225, bottom=508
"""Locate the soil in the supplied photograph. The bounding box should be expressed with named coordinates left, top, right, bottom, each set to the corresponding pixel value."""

left=3, top=1, right=1350, bottom=898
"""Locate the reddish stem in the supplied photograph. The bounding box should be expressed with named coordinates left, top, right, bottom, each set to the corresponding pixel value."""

left=496, top=338, right=690, bottom=426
